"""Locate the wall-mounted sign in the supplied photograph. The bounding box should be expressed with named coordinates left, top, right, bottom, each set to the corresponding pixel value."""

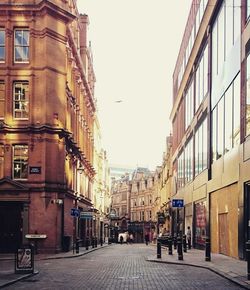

left=25, top=234, right=47, bottom=239
left=172, top=199, right=184, bottom=208
left=29, top=166, right=41, bottom=174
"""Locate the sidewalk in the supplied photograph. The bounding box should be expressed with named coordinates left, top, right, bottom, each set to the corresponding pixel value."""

left=147, top=246, right=250, bottom=289
left=0, top=244, right=109, bottom=289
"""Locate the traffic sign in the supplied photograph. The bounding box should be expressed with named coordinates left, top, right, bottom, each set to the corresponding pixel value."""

left=71, top=208, right=80, bottom=217
left=172, top=199, right=184, bottom=208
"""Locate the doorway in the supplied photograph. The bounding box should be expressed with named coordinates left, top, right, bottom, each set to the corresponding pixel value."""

left=218, top=213, right=229, bottom=255
left=0, top=202, right=23, bottom=253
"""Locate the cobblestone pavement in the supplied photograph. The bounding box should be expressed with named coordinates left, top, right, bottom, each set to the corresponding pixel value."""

left=4, top=244, right=245, bottom=290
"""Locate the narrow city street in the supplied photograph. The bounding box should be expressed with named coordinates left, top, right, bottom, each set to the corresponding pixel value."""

left=5, top=244, right=244, bottom=290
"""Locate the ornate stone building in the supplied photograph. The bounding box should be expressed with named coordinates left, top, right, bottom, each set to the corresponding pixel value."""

left=0, top=0, right=97, bottom=253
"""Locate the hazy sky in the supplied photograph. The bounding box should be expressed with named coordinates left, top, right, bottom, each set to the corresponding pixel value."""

left=77, top=1, right=192, bottom=170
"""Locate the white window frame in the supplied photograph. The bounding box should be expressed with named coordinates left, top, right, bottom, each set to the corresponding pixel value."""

left=13, top=81, right=29, bottom=120
left=14, top=29, right=29, bottom=63
left=13, top=145, right=28, bottom=180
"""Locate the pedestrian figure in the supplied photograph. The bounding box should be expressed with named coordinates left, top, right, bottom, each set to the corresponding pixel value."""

left=129, top=233, right=134, bottom=244
left=145, top=232, right=149, bottom=245
left=120, top=235, right=124, bottom=244
left=187, top=226, right=191, bottom=249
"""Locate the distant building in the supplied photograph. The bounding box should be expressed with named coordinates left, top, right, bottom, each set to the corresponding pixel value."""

left=109, top=164, right=135, bottom=180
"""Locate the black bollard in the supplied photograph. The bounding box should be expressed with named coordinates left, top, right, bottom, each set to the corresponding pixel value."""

left=86, top=238, right=89, bottom=250
left=95, top=237, right=97, bottom=248
left=168, top=236, right=173, bottom=255
left=92, top=238, right=95, bottom=248
left=76, top=239, right=79, bottom=254
left=246, top=240, right=250, bottom=280
left=183, top=234, right=187, bottom=253
left=205, top=237, right=211, bottom=261
left=173, top=235, right=177, bottom=250
left=157, top=240, right=161, bottom=259
left=100, top=238, right=103, bottom=246
left=177, top=236, right=183, bottom=260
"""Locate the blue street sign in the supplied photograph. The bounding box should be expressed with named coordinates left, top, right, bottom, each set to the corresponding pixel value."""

left=172, top=199, right=184, bottom=208
left=71, top=208, right=80, bottom=217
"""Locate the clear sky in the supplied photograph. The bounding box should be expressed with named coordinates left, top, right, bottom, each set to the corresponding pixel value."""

left=77, top=0, right=192, bottom=170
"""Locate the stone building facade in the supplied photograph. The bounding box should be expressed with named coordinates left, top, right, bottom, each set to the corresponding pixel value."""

left=0, top=0, right=97, bottom=253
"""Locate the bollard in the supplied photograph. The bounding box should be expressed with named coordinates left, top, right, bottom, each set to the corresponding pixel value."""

left=75, top=239, right=79, bottom=254
left=177, top=236, right=183, bottom=260
left=246, top=240, right=250, bottom=280
left=183, top=234, right=187, bottom=253
left=205, top=237, right=211, bottom=261
left=92, top=238, right=95, bottom=248
left=173, top=235, right=177, bottom=250
left=86, top=238, right=89, bottom=250
left=95, top=237, right=97, bottom=248
left=157, top=240, right=161, bottom=259
left=100, top=238, right=103, bottom=247
left=168, top=236, right=173, bottom=255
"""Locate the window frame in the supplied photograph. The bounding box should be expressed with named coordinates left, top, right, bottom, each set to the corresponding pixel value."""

left=13, top=81, right=29, bottom=120
left=12, top=144, right=28, bottom=180
left=0, top=29, right=5, bottom=63
left=14, top=29, right=30, bottom=63
left=0, top=81, right=5, bottom=119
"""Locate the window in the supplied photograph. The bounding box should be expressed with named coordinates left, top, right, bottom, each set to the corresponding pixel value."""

left=177, top=151, right=184, bottom=188
left=13, top=145, right=28, bottom=179
left=0, top=145, right=4, bottom=178
left=185, top=79, right=194, bottom=129
left=14, top=29, right=29, bottom=62
left=195, top=118, right=207, bottom=176
left=13, top=82, right=29, bottom=119
left=233, top=73, right=240, bottom=145
left=185, top=138, right=193, bottom=183
left=0, top=82, right=5, bottom=119
left=212, top=73, right=240, bottom=161
left=224, top=86, right=233, bottom=152
left=0, top=30, right=5, bottom=62
left=195, top=44, right=208, bottom=111
left=247, top=53, right=250, bottom=137
left=248, top=0, right=250, bottom=20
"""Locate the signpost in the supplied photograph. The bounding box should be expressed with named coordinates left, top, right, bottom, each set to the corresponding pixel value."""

left=15, top=245, right=34, bottom=274
left=172, top=199, right=184, bottom=208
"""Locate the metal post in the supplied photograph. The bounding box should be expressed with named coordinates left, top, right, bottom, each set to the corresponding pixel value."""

left=76, top=239, right=79, bottom=254
left=173, top=235, right=177, bottom=250
left=92, top=237, right=95, bottom=248
left=157, top=240, right=161, bottom=259
left=177, top=236, right=183, bottom=260
left=100, top=238, right=103, bottom=246
left=168, top=236, right=173, bottom=255
left=183, top=234, right=187, bottom=253
left=86, top=237, right=89, bottom=250
left=246, top=240, right=250, bottom=280
left=205, top=237, right=211, bottom=261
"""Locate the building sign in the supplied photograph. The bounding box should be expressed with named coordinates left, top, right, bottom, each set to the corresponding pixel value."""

left=71, top=208, right=80, bottom=217
left=15, top=246, right=34, bottom=274
left=25, top=234, right=47, bottom=239
left=172, top=199, right=184, bottom=208
left=80, top=211, right=93, bottom=219
left=29, top=166, right=41, bottom=174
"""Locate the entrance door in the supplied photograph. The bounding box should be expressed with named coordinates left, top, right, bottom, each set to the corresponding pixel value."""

left=0, top=202, right=23, bottom=253
left=219, top=213, right=229, bottom=255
